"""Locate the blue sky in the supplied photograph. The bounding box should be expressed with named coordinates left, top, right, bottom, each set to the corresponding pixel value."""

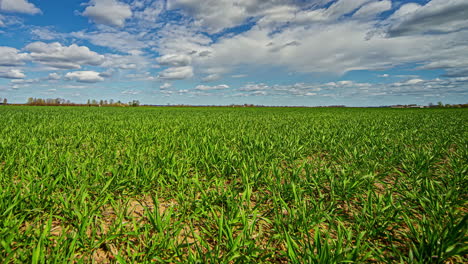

left=0, top=0, right=467, bottom=106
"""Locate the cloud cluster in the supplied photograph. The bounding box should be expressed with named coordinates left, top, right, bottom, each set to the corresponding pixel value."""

left=158, top=66, right=194, bottom=80
left=386, top=0, right=468, bottom=36
left=26, top=42, right=105, bottom=69
left=0, top=46, right=29, bottom=66
left=230, top=77, right=468, bottom=100
left=83, top=0, right=132, bottom=27
left=0, top=0, right=41, bottom=15
left=65, top=71, right=105, bottom=83
left=156, top=54, right=192, bottom=67
left=0, top=69, right=25, bottom=79
left=195, top=84, right=230, bottom=91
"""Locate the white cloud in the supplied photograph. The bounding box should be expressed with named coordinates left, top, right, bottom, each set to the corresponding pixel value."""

left=195, top=84, right=229, bottom=91
left=132, top=0, right=164, bottom=24
left=99, top=69, right=114, bottom=78
left=121, top=90, right=140, bottom=95
left=10, top=78, right=38, bottom=84
left=167, top=0, right=250, bottom=33
left=193, top=6, right=468, bottom=76
left=240, top=83, right=270, bottom=91
left=31, top=28, right=63, bottom=40
left=62, top=84, right=87, bottom=89
left=323, top=0, right=371, bottom=20
left=202, top=74, right=221, bottom=82
left=160, top=82, right=172, bottom=89
left=25, top=42, right=105, bottom=69
left=232, top=77, right=468, bottom=99
left=153, top=23, right=212, bottom=55
left=156, top=54, right=192, bottom=67
left=83, top=0, right=132, bottom=27
left=167, top=0, right=322, bottom=33
left=353, top=1, right=392, bottom=19
left=147, top=1, right=466, bottom=80
left=0, top=46, right=29, bottom=66
left=0, top=69, right=25, bottom=79
left=387, top=0, right=468, bottom=36
left=0, top=0, right=41, bottom=15
left=65, top=71, right=105, bottom=83
left=71, top=30, right=148, bottom=53
left=101, top=52, right=148, bottom=69
left=158, top=66, right=194, bottom=80
left=394, top=78, right=424, bottom=86
left=48, top=73, right=61, bottom=80
left=231, top=74, right=247, bottom=78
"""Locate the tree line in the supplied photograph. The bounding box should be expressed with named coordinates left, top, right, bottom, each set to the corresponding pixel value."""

left=25, top=98, right=140, bottom=107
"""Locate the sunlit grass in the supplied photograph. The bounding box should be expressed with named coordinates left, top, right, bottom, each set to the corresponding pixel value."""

left=0, top=106, right=466, bottom=263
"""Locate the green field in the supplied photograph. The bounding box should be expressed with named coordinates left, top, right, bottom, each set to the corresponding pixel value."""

left=0, top=106, right=466, bottom=263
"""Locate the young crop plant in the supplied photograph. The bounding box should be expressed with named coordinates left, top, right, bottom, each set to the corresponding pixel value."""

left=0, top=106, right=466, bottom=263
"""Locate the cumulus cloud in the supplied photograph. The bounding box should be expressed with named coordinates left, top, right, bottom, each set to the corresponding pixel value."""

left=0, top=0, right=41, bottom=15
left=0, top=69, right=25, bottom=79
left=160, top=82, right=172, bottom=89
left=167, top=0, right=251, bottom=33
left=151, top=0, right=467, bottom=79
left=195, top=7, right=468, bottom=76
left=158, top=66, right=194, bottom=80
left=195, top=84, right=230, bottom=91
left=156, top=54, right=192, bottom=67
left=132, top=0, right=164, bottom=24
left=65, top=71, right=105, bottom=83
left=167, top=0, right=322, bottom=33
left=83, top=0, right=132, bottom=27
left=25, top=42, right=105, bottom=69
left=0, top=46, right=29, bottom=66
left=48, top=73, right=61, bottom=80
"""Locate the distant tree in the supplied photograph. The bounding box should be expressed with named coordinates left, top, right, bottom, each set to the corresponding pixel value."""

left=87, top=99, right=91, bottom=106
left=437, top=101, right=444, bottom=107
left=109, top=99, right=114, bottom=105
left=129, top=100, right=140, bottom=107
left=91, top=99, right=98, bottom=105
left=428, top=102, right=434, bottom=107
left=3, top=98, right=7, bottom=105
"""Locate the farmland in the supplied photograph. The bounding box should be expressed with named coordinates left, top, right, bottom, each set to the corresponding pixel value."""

left=0, top=106, right=466, bottom=263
